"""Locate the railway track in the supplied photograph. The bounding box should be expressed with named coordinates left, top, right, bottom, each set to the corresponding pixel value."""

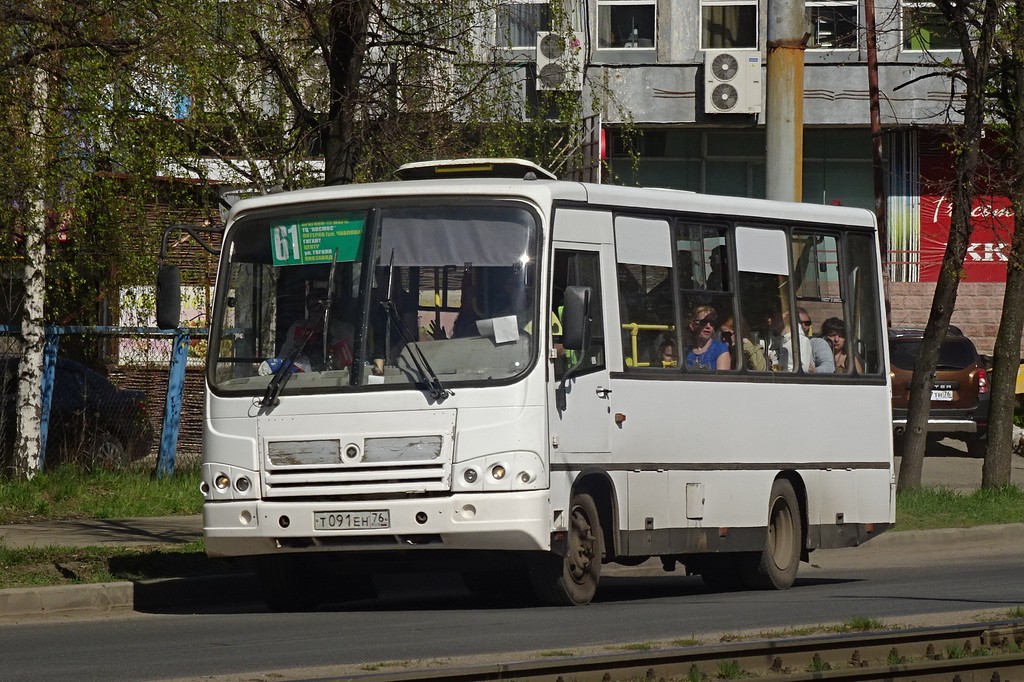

left=337, top=620, right=1024, bottom=681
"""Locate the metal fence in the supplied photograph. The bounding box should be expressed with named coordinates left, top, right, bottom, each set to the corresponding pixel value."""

left=0, top=325, right=205, bottom=476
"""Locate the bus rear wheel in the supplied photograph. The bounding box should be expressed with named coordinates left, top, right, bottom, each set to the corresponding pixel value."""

left=740, top=478, right=802, bottom=590
left=530, top=492, right=603, bottom=605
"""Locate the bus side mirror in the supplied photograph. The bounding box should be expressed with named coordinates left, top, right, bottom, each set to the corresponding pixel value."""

left=156, top=265, right=182, bottom=330
left=561, top=285, right=591, bottom=352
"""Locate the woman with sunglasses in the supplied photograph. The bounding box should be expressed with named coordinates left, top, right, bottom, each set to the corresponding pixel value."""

left=685, top=305, right=732, bottom=370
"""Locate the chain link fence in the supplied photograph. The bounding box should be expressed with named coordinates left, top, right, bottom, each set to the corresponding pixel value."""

left=0, top=327, right=205, bottom=474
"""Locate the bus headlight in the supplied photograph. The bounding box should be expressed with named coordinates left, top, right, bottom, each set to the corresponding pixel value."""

left=453, top=453, right=546, bottom=492
left=203, top=463, right=258, bottom=500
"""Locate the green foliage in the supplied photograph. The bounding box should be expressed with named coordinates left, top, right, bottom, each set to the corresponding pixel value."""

left=0, top=540, right=247, bottom=590
left=715, top=659, right=747, bottom=679
left=0, top=466, right=202, bottom=523
left=895, top=485, right=1024, bottom=530
left=840, top=617, right=886, bottom=632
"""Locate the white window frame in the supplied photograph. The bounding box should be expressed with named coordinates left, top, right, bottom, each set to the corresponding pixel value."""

left=901, top=0, right=959, bottom=53
left=597, top=0, right=657, bottom=50
left=806, top=0, right=858, bottom=51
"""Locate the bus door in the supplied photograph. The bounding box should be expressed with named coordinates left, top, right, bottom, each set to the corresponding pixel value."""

left=548, top=244, right=613, bottom=458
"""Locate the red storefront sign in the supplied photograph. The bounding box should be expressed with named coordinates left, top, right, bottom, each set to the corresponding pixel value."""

left=919, top=156, right=1015, bottom=282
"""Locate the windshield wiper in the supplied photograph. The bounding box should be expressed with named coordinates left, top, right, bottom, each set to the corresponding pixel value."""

left=259, top=307, right=323, bottom=408
left=381, top=252, right=451, bottom=402
left=259, top=252, right=339, bottom=409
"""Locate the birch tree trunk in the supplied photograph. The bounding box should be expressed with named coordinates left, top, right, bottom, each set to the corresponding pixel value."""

left=14, top=66, right=49, bottom=479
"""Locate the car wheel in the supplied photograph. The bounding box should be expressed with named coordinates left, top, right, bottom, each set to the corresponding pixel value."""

left=90, top=429, right=128, bottom=470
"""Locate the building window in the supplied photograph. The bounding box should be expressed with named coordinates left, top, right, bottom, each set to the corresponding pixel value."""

left=902, top=1, right=957, bottom=51
left=497, top=1, right=552, bottom=49
left=702, top=0, right=757, bottom=50
left=806, top=1, right=858, bottom=50
left=598, top=0, right=656, bottom=49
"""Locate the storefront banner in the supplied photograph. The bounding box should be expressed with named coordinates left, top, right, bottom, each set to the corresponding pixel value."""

left=919, top=158, right=1015, bottom=282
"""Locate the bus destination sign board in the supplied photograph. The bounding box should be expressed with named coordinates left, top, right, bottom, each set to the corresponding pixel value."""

left=271, top=215, right=365, bottom=266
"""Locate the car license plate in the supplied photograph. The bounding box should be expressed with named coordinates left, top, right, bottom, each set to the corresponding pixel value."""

left=313, top=510, right=390, bottom=530
left=931, top=389, right=953, bottom=401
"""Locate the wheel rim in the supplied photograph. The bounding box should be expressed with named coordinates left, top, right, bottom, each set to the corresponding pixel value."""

left=767, top=495, right=796, bottom=569
left=568, top=504, right=597, bottom=584
left=94, top=432, right=126, bottom=466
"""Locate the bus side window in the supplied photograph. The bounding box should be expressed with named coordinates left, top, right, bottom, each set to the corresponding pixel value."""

left=675, top=223, right=734, bottom=372
left=614, top=216, right=675, bottom=369
left=845, top=233, right=883, bottom=374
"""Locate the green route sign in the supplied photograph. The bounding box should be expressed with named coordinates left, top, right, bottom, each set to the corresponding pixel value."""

left=270, top=215, right=365, bottom=266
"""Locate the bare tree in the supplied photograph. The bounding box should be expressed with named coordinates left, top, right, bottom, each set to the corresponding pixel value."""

left=981, top=0, right=1024, bottom=487
left=155, top=0, right=609, bottom=191
left=898, top=0, right=1001, bottom=490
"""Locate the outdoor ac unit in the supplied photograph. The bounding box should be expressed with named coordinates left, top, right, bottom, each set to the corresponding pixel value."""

left=704, top=49, right=762, bottom=114
left=536, top=31, right=585, bottom=91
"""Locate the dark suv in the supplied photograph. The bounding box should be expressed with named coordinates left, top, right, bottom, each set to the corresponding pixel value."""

left=890, top=328, right=989, bottom=456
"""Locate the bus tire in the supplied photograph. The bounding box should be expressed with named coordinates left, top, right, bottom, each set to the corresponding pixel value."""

left=530, top=492, right=603, bottom=605
left=741, top=478, right=802, bottom=590
left=256, top=555, right=321, bottom=612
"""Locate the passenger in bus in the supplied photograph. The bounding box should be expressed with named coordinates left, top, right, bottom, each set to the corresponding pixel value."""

left=798, top=307, right=835, bottom=374
left=766, top=309, right=812, bottom=372
left=821, top=317, right=862, bottom=373
left=685, top=305, right=731, bottom=370
left=657, top=336, right=677, bottom=367
left=279, top=288, right=355, bottom=370
left=706, top=245, right=729, bottom=291
left=720, top=315, right=767, bottom=371
left=429, top=268, right=482, bottom=339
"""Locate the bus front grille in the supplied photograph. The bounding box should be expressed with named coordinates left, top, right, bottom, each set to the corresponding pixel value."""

left=262, top=462, right=450, bottom=498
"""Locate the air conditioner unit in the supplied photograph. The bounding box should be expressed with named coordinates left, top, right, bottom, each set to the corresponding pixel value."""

left=704, top=49, right=762, bottom=114
left=536, top=31, right=585, bottom=91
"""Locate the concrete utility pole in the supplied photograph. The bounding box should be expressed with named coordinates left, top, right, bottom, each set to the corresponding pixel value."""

left=765, top=0, right=807, bottom=203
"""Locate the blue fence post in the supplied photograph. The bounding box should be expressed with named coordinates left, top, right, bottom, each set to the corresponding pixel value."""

left=157, top=328, right=190, bottom=478
left=38, top=330, right=60, bottom=469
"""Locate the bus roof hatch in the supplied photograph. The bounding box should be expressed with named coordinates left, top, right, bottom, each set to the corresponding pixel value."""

left=394, top=158, right=558, bottom=181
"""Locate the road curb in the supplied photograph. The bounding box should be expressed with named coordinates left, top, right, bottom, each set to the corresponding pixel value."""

left=874, top=523, right=1024, bottom=550
left=0, top=581, right=135, bottom=619
left=0, top=574, right=258, bottom=620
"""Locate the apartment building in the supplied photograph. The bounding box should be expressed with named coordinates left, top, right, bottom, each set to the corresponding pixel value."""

left=500, top=0, right=1007, bottom=352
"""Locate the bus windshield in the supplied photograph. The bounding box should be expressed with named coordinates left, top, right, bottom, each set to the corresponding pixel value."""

left=210, top=201, right=540, bottom=396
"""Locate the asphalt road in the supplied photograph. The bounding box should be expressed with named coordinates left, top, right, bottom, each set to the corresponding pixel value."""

left=2, top=523, right=1023, bottom=682
left=1, top=441, right=1021, bottom=681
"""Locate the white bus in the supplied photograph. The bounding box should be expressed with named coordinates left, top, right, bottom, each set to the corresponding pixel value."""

left=160, top=159, right=894, bottom=609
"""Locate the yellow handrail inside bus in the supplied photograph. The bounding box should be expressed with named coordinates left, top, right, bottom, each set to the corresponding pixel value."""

left=621, top=322, right=674, bottom=367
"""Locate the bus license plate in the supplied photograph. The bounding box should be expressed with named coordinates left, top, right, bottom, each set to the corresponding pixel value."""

left=931, top=390, right=953, bottom=401
left=313, top=510, right=390, bottom=530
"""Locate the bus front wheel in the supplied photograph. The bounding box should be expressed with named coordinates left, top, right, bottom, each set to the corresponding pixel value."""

left=740, top=478, right=802, bottom=590
left=530, top=492, right=603, bottom=605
